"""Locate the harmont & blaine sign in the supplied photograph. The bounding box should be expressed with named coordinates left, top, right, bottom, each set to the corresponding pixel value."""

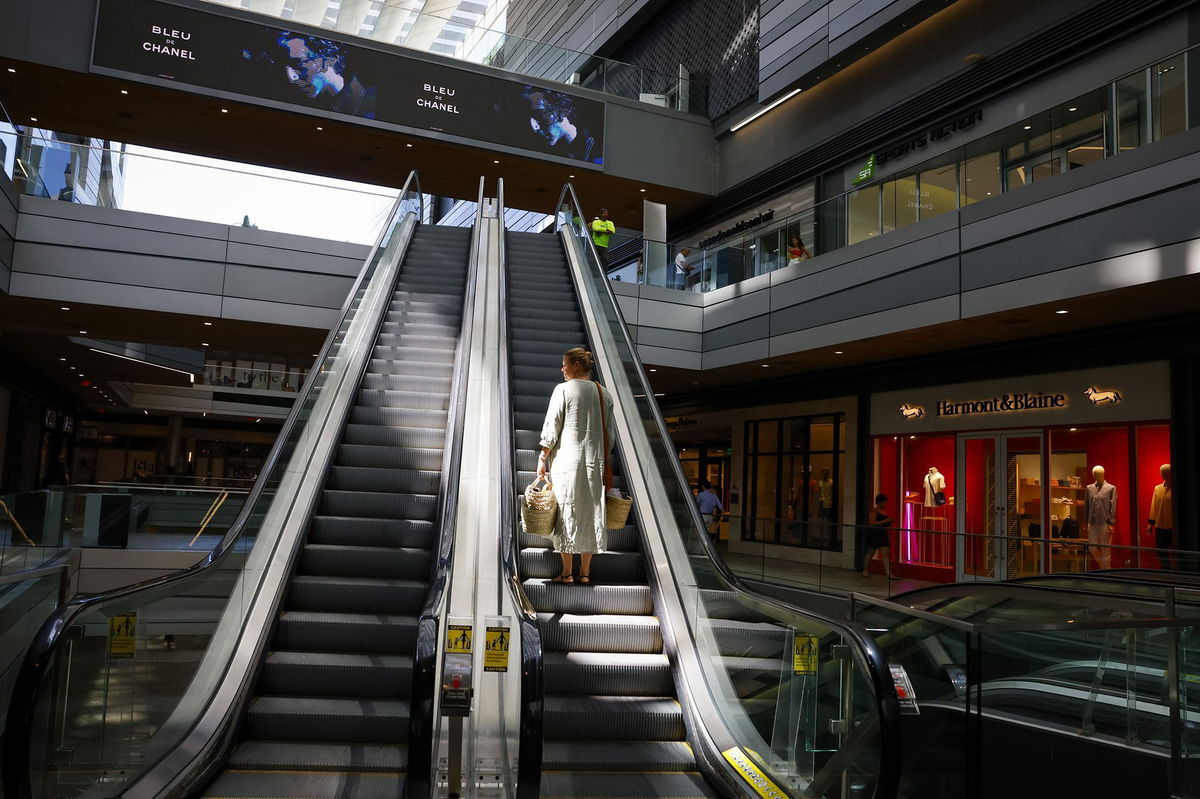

left=936, top=391, right=1068, bottom=418
left=870, top=363, right=1169, bottom=435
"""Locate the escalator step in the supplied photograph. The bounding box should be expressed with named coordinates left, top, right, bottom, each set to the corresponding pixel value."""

left=275, top=611, right=418, bottom=653
left=524, top=579, right=652, bottom=615
left=541, top=741, right=696, bottom=772
left=225, top=740, right=407, bottom=772
left=542, top=651, right=671, bottom=696
left=537, top=613, right=662, bottom=654
left=336, top=444, right=443, bottom=471
left=349, top=406, right=448, bottom=430
left=319, top=490, right=437, bottom=521
left=327, top=465, right=440, bottom=494
left=342, top=423, right=445, bottom=450
left=309, top=516, right=435, bottom=549
left=359, top=373, right=451, bottom=394
left=259, top=651, right=413, bottom=699
left=202, top=769, right=404, bottom=799
left=355, top=388, right=451, bottom=411
left=521, top=549, right=644, bottom=582
left=367, top=359, right=453, bottom=379
left=287, top=575, right=428, bottom=614
left=543, top=695, right=683, bottom=741
left=299, top=544, right=432, bottom=581
left=538, top=771, right=716, bottom=799
left=246, top=696, right=410, bottom=742
left=519, top=527, right=639, bottom=551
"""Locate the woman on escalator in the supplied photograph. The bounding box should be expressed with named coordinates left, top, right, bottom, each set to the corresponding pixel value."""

left=536, top=347, right=615, bottom=585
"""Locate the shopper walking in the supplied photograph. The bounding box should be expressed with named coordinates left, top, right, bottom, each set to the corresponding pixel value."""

left=862, top=494, right=897, bottom=580
left=696, top=480, right=724, bottom=542
left=590, top=208, right=616, bottom=269
left=537, top=347, right=615, bottom=585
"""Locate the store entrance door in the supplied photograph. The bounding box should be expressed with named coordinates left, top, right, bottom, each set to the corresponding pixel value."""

left=956, top=432, right=1045, bottom=582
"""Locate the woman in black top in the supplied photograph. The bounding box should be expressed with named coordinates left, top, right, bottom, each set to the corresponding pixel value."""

left=862, top=493, right=897, bottom=580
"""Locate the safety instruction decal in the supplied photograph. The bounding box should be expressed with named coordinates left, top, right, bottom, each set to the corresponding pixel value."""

left=446, top=624, right=472, bottom=654
left=792, top=633, right=818, bottom=675
left=721, top=747, right=788, bottom=799
left=108, top=612, right=137, bottom=658
left=484, top=626, right=510, bottom=672
left=889, top=663, right=920, bottom=715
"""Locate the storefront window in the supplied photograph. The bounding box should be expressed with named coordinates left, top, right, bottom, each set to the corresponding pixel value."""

left=960, top=150, right=1000, bottom=205
left=1152, top=54, right=1187, bottom=141
left=917, top=162, right=957, bottom=220
left=744, top=414, right=845, bottom=550
left=847, top=185, right=880, bottom=245
left=1116, top=71, right=1147, bottom=152
left=1135, top=424, right=1174, bottom=568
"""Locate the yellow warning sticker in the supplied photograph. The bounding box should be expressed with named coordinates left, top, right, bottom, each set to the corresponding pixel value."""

left=109, top=612, right=137, bottom=658
left=484, top=626, right=511, bottom=672
left=721, top=747, right=788, bottom=799
left=793, top=633, right=818, bottom=675
left=446, top=624, right=472, bottom=654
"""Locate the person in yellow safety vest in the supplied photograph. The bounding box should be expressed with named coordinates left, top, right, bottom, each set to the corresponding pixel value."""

left=590, top=208, right=616, bottom=268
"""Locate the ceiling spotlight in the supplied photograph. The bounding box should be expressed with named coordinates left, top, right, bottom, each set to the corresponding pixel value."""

left=1068, top=106, right=1077, bottom=112
left=761, top=363, right=770, bottom=368
left=29, top=116, right=37, bottom=122
left=1055, top=309, right=1069, bottom=315
left=59, top=357, right=66, bottom=362
left=60, top=306, right=70, bottom=311
left=220, top=108, right=228, bottom=114
left=204, top=321, right=213, bottom=326
left=406, top=143, right=413, bottom=148
left=493, top=159, right=500, bottom=164
left=78, top=330, right=87, bottom=334
left=649, top=368, right=657, bottom=372
left=201, top=342, right=209, bottom=347
left=1023, top=125, right=1032, bottom=130
left=316, top=126, right=323, bottom=131
left=120, top=89, right=129, bottom=95
left=69, top=366, right=75, bottom=371
left=569, top=174, right=576, bottom=178
left=255, top=418, right=261, bottom=423
left=639, top=188, right=646, bottom=192
left=834, top=350, right=844, bottom=355
left=1069, top=427, right=1078, bottom=432
left=144, top=410, right=149, bottom=415
left=6, top=68, right=14, bottom=73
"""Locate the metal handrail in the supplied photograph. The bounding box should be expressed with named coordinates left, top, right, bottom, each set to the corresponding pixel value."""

left=496, top=177, right=544, bottom=799
left=404, top=178, right=482, bottom=799
left=554, top=181, right=902, bottom=799
left=0, top=564, right=72, bottom=607
left=1, top=170, right=425, bottom=799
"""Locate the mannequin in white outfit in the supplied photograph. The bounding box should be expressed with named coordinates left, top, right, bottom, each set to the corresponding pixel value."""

left=924, top=467, right=946, bottom=507
left=1085, top=465, right=1117, bottom=570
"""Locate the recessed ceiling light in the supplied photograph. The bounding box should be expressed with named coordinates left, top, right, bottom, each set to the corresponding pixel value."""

left=60, top=306, right=69, bottom=311
left=29, top=116, right=37, bottom=122
left=79, top=374, right=85, bottom=377
left=221, top=108, right=228, bottom=114
left=6, top=68, right=14, bottom=73
left=316, top=126, right=323, bottom=131
left=406, top=143, right=413, bottom=148
left=834, top=350, right=844, bottom=355
left=1069, top=427, right=1078, bottom=432
left=1023, top=125, right=1031, bottom=130
left=144, top=410, right=149, bottom=415
left=201, top=342, right=209, bottom=347
left=493, top=159, right=500, bottom=164
left=569, top=174, right=575, bottom=178
left=648, top=368, right=657, bottom=372
left=910, top=435, right=916, bottom=439
left=69, top=366, right=75, bottom=371
left=761, top=364, right=770, bottom=368
left=311, top=353, right=318, bottom=357
left=255, top=418, right=261, bottom=423
left=1068, top=106, right=1077, bottom=112
left=59, top=357, right=66, bottom=361
left=120, top=89, right=128, bottom=95
left=79, top=330, right=87, bottom=334
left=1055, top=309, right=1069, bottom=315
left=639, top=188, right=646, bottom=192
left=203, top=321, right=213, bottom=326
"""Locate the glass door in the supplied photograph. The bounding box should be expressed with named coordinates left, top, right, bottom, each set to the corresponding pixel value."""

left=957, top=432, right=1045, bottom=581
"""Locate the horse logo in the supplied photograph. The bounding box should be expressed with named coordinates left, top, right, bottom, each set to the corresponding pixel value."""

left=1083, top=387, right=1122, bottom=405
left=900, top=403, right=925, bottom=420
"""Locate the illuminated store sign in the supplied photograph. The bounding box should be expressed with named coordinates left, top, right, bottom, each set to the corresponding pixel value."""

left=935, top=391, right=1068, bottom=418
left=874, top=108, right=983, bottom=167
left=92, top=0, right=606, bottom=165
left=699, top=209, right=775, bottom=248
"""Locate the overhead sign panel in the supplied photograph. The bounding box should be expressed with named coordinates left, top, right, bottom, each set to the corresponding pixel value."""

left=92, top=0, right=605, bottom=166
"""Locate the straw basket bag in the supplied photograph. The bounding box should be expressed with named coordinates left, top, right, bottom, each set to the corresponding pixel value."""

left=605, top=491, right=633, bottom=530
left=521, top=476, right=557, bottom=537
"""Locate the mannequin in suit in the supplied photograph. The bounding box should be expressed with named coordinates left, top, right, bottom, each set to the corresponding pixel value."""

left=1085, top=465, right=1117, bottom=570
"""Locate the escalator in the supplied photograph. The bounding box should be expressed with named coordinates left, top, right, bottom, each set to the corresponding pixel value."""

left=201, top=224, right=471, bottom=798
left=1, top=178, right=476, bottom=799
left=506, top=231, right=719, bottom=797
left=499, top=189, right=901, bottom=799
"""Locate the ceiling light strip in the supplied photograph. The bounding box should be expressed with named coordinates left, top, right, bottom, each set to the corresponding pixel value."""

left=730, top=89, right=801, bottom=132
left=88, top=348, right=196, bottom=383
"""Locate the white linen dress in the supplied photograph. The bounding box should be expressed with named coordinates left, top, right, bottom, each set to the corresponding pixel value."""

left=539, top=378, right=615, bottom=554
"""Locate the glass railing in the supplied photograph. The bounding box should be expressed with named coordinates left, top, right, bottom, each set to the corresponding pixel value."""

left=0, top=566, right=70, bottom=736
left=716, top=517, right=1199, bottom=598
left=851, top=587, right=1199, bottom=798
left=1, top=172, right=426, bottom=799
left=0, top=116, right=401, bottom=246
left=556, top=183, right=901, bottom=797
left=614, top=44, right=1193, bottom=293
left=197, top=0, right=701, bottom=112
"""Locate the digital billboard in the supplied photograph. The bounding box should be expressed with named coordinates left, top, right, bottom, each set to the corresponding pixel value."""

left=91, top=0, right=605, bottom=165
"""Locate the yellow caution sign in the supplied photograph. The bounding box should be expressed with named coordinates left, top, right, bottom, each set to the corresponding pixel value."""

left=446, top=624, right=472, bottom=654
left=109, top=612, right=137, bottom=658
left=721, top=747, right=788, bottom=799
left=793, top=633, right=818, bottom=675
left=484, top=626, right=511, bottom=672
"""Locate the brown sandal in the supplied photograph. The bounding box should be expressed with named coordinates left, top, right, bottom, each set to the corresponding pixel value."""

left=551, top=574, right=574, bottom=584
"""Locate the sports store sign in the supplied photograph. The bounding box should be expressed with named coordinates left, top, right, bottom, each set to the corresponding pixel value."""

left=872, top=362, right=1170, bottom=435
left=90, top=0, right=606, bottom=166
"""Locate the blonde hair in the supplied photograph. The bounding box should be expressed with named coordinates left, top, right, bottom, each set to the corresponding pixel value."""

left=564, top=347, right=594, bottom=373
